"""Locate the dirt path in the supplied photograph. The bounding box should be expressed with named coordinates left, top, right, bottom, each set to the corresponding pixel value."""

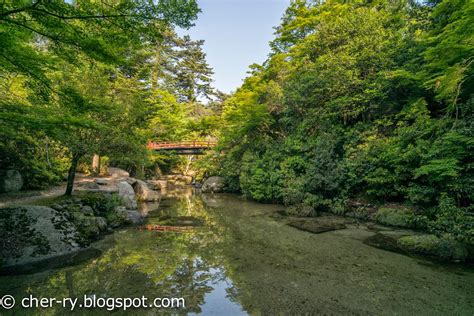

left=0, top=176, right=92, bottom=208
left=0, top=168, right=131, bottom=208
left=0, top=184, right=67, bottom=208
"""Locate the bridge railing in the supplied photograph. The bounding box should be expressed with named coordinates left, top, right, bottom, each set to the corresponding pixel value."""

left=147, top=141, right=217, bottom=150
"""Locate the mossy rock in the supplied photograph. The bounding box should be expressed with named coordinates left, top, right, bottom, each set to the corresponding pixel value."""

left=397, top=234, right=468, bottom=262
left=364, top=233, right=403, bottom=252
left=287, top=217, right=347, bottom=234
left=48, top=192, right=127, bottom=241
left=375, top=207, right=415, bottom=228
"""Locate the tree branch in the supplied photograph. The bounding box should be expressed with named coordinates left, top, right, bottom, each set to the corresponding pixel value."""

left=3, top=18, right=86, bottom=51
left=31, top=8, right=145, bottom=21
left=0, top=0, right=41, bottom=19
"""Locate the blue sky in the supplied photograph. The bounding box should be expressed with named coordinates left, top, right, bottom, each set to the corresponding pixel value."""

left=178, top=0, right=290, bottom=94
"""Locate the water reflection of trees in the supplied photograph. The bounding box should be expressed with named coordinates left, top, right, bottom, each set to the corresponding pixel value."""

left=0, top=194, right=230, bottom=315
left=0, top=193, right=271, bottom=315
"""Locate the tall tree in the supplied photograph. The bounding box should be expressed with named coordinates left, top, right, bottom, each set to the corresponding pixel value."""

left=0, top=0, right=200, bottom=193
left=172, top=35, right=214, bottom=103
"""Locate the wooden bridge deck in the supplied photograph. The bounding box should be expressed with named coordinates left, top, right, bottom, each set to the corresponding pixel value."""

left=147, top=141, right=217, bottom=152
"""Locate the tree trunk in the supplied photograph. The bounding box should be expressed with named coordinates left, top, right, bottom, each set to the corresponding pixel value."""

left=65, top=152, right=81, bottom=196
left=92, top=154, right=100, bottom=176
left=45, top=141, right=51, bottom=168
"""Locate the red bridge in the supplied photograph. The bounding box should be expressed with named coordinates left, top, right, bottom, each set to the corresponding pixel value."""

left=147, top=141, right=217, bottom=154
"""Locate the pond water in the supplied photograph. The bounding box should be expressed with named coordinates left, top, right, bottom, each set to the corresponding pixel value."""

left=1, top=190, right=473, bottom=315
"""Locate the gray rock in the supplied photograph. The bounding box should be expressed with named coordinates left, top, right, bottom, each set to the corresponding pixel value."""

left=201, top=176, right=225, bottom=193
left=117, top=181, right=138, bottom=210
left=116, top=209, right=143, bottom=224
left=94, top=178, right=109, bottom=186
left=0, top=206, right=80, bottom=268
left=133, top=180, right=161, bottom=202
left=95, top=217, right=107, bottom=231
left=0, top=169, right=23, bottom=193
left=115, top=206, right=127, bottom=213
left=126, top=210, right=143, bottom=224
left=125, top=177, right=138, bottom=186
left=81, top=205, right=94, bottom=216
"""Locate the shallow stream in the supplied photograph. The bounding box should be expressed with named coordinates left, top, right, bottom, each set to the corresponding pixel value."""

left=1, top=190, right=473, bottom=315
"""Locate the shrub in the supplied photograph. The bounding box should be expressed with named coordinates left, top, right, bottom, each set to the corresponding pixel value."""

left=427, top=193, right=474, bottom=244
left=331, top=198, right=348, bottom=216
left=80, top=192, right=122, bottom=217
left=375, top=206, right=416, bottom=228
left=69, top=211, right=100, bottom=246
left=240, top=148, right=283, bottom=202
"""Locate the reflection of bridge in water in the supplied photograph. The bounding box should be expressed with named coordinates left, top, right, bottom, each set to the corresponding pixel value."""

left=147, top=141, right=217, bottom=155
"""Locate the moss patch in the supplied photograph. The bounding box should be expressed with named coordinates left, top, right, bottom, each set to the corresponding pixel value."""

left=397, top=234, right=468, bottom=262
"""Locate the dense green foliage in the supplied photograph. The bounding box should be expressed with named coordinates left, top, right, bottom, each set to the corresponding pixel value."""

left=1, top=0, right=472, bottom=244
left=0, top=0, right=218, bottom=190
left=216, top=0, right=473, bottom=241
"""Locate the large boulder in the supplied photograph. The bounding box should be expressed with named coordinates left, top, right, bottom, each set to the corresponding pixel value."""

left=201, top=176, right=225, bottom=193
left=0, top=169, right=24, bottom=193
left=364, top=230, right=412, bottom=253
left=125, top=211, right=143, bottom=224
left=0, top=206, right=80, bottom=268
left=116, top=207, right=143, bottom=224
left=117, top=181, right=138, bottom=209
left=133, top=180, right=161, bottom=202
left=125, top=177, right=138, bottom=186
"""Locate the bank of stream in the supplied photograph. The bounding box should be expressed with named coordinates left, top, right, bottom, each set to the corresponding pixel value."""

left=0, top=189, right=473, bottom=315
